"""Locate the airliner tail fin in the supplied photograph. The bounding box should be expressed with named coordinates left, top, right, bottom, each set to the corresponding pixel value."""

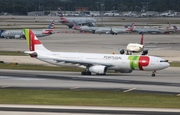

left=24, top=29, right=51, bottom=53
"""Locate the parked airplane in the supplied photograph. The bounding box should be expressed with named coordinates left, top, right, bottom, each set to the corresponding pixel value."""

left=108, top=22, right=135, bottom=35
left=1, top=20, right=55, bottom=39
left=58, top=7, right=96, bottom=28
left=72, top=20, right=110, bottom=34
left=133, top=27, right=163, bottom=34
left=95, top=22, right=135, bottom=35
left=103, top=33, right=147, bottom=55
left=173, top=26, right=180, bottom=32
left=120, top=33, right=147, bottom=55
left=23, top=29, right=169, bottom=77
left=158, top=22, right=175, bottom=34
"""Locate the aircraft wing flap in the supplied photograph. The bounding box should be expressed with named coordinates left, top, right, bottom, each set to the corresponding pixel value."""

left=55, top=59, right=112, bottom=67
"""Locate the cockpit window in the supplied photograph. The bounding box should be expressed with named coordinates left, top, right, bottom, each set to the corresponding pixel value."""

left=160, top=60, right=168, bottom=62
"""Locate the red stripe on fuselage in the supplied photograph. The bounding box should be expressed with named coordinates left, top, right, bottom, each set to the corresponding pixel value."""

left=139, top=56, right=150, bottom=70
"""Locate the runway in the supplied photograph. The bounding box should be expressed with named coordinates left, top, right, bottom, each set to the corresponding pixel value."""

left=0, top=67, right=180, bottom=94
left=0, top=104, right=180, bottom=115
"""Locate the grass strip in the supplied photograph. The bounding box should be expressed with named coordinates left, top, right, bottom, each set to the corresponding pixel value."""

left=0, top=51, right=26, bottom=56
left=0, top=89, right=180, bottom=108
left=0, top=63, right=83, bottom=72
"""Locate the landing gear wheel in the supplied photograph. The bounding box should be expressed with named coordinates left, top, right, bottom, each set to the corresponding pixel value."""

left=81, top=71, right=91, bottom=75
left=151, top=73, right=155, bottom=77
left=81, top=71, right=86, bottom=75
left=151, top=71, right=156, bottom=77
left=87, top=72, right=91, bottom=75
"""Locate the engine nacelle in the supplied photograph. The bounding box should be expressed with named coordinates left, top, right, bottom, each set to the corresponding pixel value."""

left=106, top=31, right=110, bottom=34
left=142, top=50, right=148, bottom=55
left=89, top=65, right=107, bottom=74
left=91, top=22, right=96, bottom=26
left=115, top=70, right=133, bottom=73
left=120, top=49, right=125, bottom=54
left=15, top=35, right=21, bottom=39
left=126, top=43, right=144, bottom=53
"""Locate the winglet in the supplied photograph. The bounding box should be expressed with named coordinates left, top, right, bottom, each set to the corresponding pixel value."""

left=58, top=7, right=63, bottom=17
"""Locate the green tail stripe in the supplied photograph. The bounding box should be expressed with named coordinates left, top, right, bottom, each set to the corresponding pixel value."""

left=23, top=29, right=30, bottom=49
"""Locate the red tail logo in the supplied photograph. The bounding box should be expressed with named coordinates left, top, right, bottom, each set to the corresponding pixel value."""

left=29, top=30, right=41, bottom=51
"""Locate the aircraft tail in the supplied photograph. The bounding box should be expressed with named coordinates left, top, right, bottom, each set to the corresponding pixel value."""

left=58, top=7, right=63, bottom=17
left=47, top=20, right=55, bottom=29
left=72, top=20, right=81, bottom=30
left=173, top=26, right=178, bottom=32
left=41, top=20, right=55, bottom=34
left=140, top=32, right=144, bottom=45
left=126, top=22, right=135, bottom=31
left=24, top=29, right=51, bottom=54
left=168, top=21, right=171, bottom=27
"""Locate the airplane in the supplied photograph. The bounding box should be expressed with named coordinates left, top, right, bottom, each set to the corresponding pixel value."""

left=23, top=29, right=169, bottom=77
left=120, top=33, right=147, bottom=55
left=72, top=20, right=110, bottom=34
left=58, top=7, right=96, bottom=28
left=157, top=22, right=175, bottom=34
left=102, top=33, right=147, bottom=55
left=1, top=20, right=55, bottom=39
left=104, top=33, right=171, bottom=55
left=107, top=22, right=135, bottom=35
left=133, top=27, right=163, bottom=34
left=95, top=22, right=135, bottom=35
left=134, top=22, right=175, bottom=34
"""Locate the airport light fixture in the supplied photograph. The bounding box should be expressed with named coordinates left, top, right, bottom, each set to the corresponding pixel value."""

left=100, top=3, right=104, bottom=26
left=95, top=2, right=99, bottom=24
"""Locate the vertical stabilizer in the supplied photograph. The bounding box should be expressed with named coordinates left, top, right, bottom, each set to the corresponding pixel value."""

left=47, top=20, right=55, bottom=29
left=140, top=32, right=144, bottom=45
left=24, top=29, right=50, bottom=52
left=58, top=7, right=63, bottom=17
left=173, top=26, right=178, bottom=32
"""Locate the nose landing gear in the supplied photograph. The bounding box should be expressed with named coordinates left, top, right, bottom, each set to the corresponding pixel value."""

left=151, top=70, right=156, bottom=77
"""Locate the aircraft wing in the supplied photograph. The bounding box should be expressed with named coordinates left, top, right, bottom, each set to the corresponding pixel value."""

left=111, top=30, right=118, bottom=34
left=55, top=58, right=113, bottom=67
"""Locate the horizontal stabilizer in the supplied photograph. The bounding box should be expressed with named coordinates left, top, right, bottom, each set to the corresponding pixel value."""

left=24, top=51, right=37, bottom=57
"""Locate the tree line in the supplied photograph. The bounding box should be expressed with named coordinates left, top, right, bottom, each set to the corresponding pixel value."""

left=0, top=0, right=179, bottom=15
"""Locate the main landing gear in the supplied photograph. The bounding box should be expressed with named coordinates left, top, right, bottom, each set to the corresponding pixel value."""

left=151, top=70, right=156, bottom=77
left=81, top=71, right=91, bottom=75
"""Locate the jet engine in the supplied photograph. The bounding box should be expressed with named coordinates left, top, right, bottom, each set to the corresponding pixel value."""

left=106, top=31, right=110, bottom=34
left=126, top=43, right=144, bottom=53
left=89, top=22, right=96, bottom=27
left=15, top=35, right=21, bottom=39
left=89, top=65, right=107, bottom=74
left=142, top=50, right=148, bottom=55
left=120, top=49, right=125, bottom=54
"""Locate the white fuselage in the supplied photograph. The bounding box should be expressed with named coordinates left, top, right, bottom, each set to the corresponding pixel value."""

left=59, top=17, right=96, bottom=28
left=95, top=27, right=111, bottom=34
left=1, top=30, right=52, bottom=38
left=127, top=43, right=144, bottom=53
left=36, top=51, right=169, bottom=71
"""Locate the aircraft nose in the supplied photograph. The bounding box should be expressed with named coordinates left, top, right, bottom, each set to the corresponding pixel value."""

left=166, top=62, right=170, bottom=68
left=162, top=62, right=170, bottom=69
